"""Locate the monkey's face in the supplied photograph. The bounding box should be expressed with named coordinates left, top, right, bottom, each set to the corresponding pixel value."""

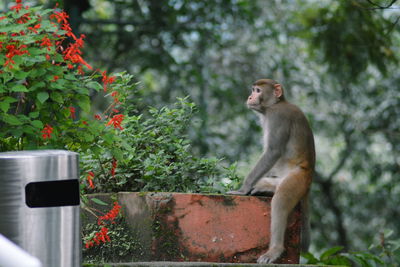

left=247, top=83, right=282, bottom=112
left=247, top=85, right=267, bottom=112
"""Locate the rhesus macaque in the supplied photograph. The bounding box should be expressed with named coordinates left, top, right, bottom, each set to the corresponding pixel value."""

left=228, top=79, right=315, bottom=264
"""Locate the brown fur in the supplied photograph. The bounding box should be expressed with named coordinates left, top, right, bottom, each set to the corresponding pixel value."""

left=228, top=79, right=315, bottom=263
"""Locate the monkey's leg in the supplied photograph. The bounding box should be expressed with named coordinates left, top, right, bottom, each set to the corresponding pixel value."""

left=257, top=170, right=310, bottom=264
left=250, top=177, right=281, bottom=195
left=250, top=177, right=282, bottom=195
left=228, top=178, right=276, bottom=195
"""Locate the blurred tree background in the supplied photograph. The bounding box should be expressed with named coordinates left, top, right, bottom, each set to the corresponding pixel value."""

left=3, top=0, right=399, bottom=255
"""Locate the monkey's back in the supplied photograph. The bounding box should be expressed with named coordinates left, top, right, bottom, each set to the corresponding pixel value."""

left=269, top=101, right=315, bottom=172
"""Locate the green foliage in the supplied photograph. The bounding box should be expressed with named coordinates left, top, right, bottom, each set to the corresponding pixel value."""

left=298, top=0, right=397, bottom=81
left=1, top=1, right=240, bottom=194
left=302, top=246, right=384, bottom=266
left=368, top=230, right=400, bottom=266
left=302, top=231, right=400, bottom=267
left=81, top=95, right=240, bottom=194
left=83, top=216, right=145, bottom=263
left=0, top=4, right=101, bottom=151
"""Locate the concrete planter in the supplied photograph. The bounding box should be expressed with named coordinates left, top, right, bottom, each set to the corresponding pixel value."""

left=84, top=192, right=301, bottom=264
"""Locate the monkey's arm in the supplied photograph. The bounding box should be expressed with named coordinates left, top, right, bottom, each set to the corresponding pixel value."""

left=239, top=145, right=283, bottom=194
left=228, top=117, right=290, bottom=195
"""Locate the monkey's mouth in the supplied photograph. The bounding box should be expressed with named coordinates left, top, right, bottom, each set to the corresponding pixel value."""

left=247, top=103, right=258, bottom=109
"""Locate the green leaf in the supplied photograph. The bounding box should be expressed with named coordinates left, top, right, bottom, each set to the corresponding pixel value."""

left=14, top=71, right=30, bottom=80
left=0, top=102, right=10, bottom=113
left=1, top=114, right=23, bottom=125
left=86, top=81, right=103, bottom=92
left=3, top=96, right=17, bottom=104
left=64, top=73, right=78, bottom=81
left=28, top=47, right=46, bottom=56
left=12, top=55, right=24, bottom=66
left=31, top=120, right=44, bottom=129
left=30, top=68, right=46, bottom=78
left=91, top=198, right=108, bottom=206
left=11, top=84, right=28, bottom=92
left=29, top=111, right=40, bottom=118
left=320, top=246, right=344, bottom=261
left=37, top=92, right=49, bottom=103
left=75, top=87, right=90, bottom=95
left=0, top=71, right=13, bottom=83
left=10, top=128, right=23, bottom=138
left=50, top=91, right=63, bottom=103
left=82, top=132, right=94, bottom=142
left=26, top=55, right=46, bottom=63
left=77, top=96, right=91, bottom=112
left=22, top=125, right=37, bottom=135
left=30, top=81, right=46, bottom=91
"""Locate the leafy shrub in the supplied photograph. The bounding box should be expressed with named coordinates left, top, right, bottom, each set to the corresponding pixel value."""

left=0, top=0, right=239, bottom=195
left=302, top=231, right=400, bottom=267
left=2, top=2, right=240, bottom=263
left=0, top=2, right=104, bottom=151
left=81, top=94, right=240, bottom=194
left=83, top=215, right=145, bottom=263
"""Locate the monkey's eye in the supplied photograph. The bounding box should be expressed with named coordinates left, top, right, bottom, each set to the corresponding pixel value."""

left=256, top=88, right=261, bottom=93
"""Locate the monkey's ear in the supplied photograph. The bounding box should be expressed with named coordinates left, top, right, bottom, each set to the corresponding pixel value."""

left=274, top=84, right=283, bottom=98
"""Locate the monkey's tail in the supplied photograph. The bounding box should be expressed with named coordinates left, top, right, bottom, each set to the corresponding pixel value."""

left=300, top=193, right=310, bottom=252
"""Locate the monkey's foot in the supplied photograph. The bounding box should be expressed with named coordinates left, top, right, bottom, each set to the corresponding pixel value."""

left=257, top=246, right=284, bottom=264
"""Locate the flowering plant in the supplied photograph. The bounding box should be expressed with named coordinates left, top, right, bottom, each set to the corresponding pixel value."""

left=0, top=0, right=125, bottom=152
left=0, top=0, right=130, bottom=249
left=2, top=1, right=241, bottom=260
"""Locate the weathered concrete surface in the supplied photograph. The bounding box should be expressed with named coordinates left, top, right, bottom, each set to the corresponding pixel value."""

left=85, top=192, right=301, bottom=264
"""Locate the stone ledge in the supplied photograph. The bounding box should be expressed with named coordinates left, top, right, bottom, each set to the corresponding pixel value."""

left=85, top=192, right=301, bottom=264
left=84, top=261, right=342, bottom=267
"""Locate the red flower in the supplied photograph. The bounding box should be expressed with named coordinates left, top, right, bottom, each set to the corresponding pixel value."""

left=49, top=10, right=92, bottom=71
left=82, top=121, right=88, bottom=125
left=4, top=44, right=29, bottom=69
left=50, top=10, right=69, bottom=25
left=106, top=114, right=124, bottom=130
left=40, top=36, right=52, bottom=51
left=101, top=71, right=116, bottom=92
left=98, top=202, right=121, bottom=225
left=84, top=226, right=111, bottom=249
left=69, top=106, right=76, bottom=119
left=85, top=202, right=122, bottom=249
left=77, top=65, right=85, bottom=75
left=87, top=171, right=95, bottom=189
left=111, top=91, right=120, bottom=103
left=111, top=158, right=117, bottom=178
left=62, top=34, right=92, bottom=71
left=85, top=241, right=94, bottom=249
left=28, top=23, right=40, bottom=33
left=10, top=3, right=23, bottom=13
left=94, top=114, right=102, bottom=120
left=41, top=124, right=53, bottom=139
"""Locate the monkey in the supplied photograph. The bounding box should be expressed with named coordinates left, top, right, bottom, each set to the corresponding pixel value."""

left=228, top=79, right=315, bottom=264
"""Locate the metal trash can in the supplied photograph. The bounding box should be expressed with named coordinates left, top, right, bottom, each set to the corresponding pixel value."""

left=0, top=150, right=81, bottom=267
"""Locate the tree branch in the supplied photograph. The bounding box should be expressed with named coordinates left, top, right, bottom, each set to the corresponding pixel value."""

left=314, top=171, right=349, bottom=249
left=365, top=0, right=398, bottom=9
left=313, top=130, right=354, bottom=248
